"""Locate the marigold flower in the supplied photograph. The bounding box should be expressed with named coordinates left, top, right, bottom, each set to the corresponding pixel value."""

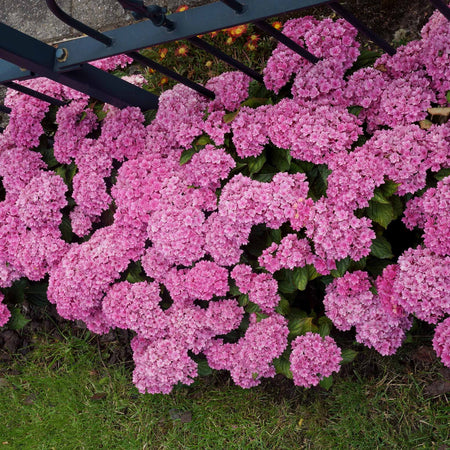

left=205, top=60, right=213, bottom=68
left=159, top=76, right=169, bottom=85
left=271, top=21, right=283, bottom=30
left=244, top=41, right=258, bottom=51
left=227, top=24, right=248, bottom=38
left=158, top=47, right=168, bottom=59
left=175, top=5, right=189, bottom=12
left=225, top=36, right=235, bottom=46
left=175, top=44, right=189, bottom=57
left=248, top=34, right=260, bottom=43
left=209, top=31, right=219, bottom=38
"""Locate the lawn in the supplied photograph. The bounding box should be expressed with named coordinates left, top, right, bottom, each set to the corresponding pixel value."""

left=0, top=321, right=448, bottom=449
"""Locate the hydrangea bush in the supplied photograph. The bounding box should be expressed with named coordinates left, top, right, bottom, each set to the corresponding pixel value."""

left=0, top=10, right=449, bottom=393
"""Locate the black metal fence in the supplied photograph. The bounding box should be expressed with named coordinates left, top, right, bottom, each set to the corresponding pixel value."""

left=0, top=0, right=449, bottom=114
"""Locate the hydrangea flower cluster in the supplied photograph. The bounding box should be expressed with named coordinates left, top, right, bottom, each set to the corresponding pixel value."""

left=1, top=9, right=450, bottom=391
left=324, top=271, right=413, bottom=355
left=204, top=314, right=289, bottom=388
left=403, top=176, right=450, bottom=256
left=289, top=333, right=342, bottom=387
left=433, top=318, right=450, bottom=368
left=0, top=293, right=10, bottom=327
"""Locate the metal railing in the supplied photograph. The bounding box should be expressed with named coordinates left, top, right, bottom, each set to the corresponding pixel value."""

left=0, top=0, right=449, bottom=115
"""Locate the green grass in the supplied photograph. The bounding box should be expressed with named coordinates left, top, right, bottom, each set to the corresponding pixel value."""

left=0, top=324, right=448, bottom=449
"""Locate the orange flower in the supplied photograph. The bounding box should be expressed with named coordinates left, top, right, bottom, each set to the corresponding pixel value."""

left=209, top=31, right=219, bottom=38
left=159, top=76, right=169, bottom=85
left=146, top=67, right=156, bottom=75
left=158, top=47, right=168, bottom=59
left=271, top=21, right=283, bottom=30
left=225, top=36, right=235, bottom=46
left=244, top=41, right=258, bottom=51
left=227, top=24, right=248, bottom=38
left=174, top=44, right=189, bottom=57
left=248, top=34, right=259, bottom=43
left=175, top=5, right=189, bottom=12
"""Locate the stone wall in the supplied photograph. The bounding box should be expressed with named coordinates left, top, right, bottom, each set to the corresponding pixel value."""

left=0, top=0, right=207, bottom=43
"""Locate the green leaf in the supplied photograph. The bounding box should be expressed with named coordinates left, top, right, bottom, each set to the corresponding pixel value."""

left=350, top=257, right=367, bottom=271
left=288, top=316, right=318, bottom=338
left=390, top=196, right=404, bottom=220
left=248, top=81, right=272, bottom=99
left=273, top=357, right=293, bottom=379
left=307, top=265, right=320, bottom=281
left=434, top=167, right=450, bottom=181
left=277, top=269, right=297, bottom=294
left=8, top=307, right=30, bottom=331
left=366, top=257, right=392, bottom=277
left=341, top=349, right=358, bottom=364
left=351, top=49, right=381, bottom=71
left=228, top=283, right=241, bottom=297
left=377, top=180, right=399, bottom=198
left=269, top=228, right=282, bottom=244
left=255, top=312, right=269, bottom=322
left=348, top=105, right=363, bottom=117
left=371, top=191, right=390, bottom=204
left=4, top=278, right=28, bottom=304
left=269, top=147, right=292, bottom=172
left=95, top=109, right=107, bottom=121
left=126, top=261, right=144, bottom=283
left=223, top=110, right=239, bottom=123
left=54, top=166, right=66, bottom=182
left=197, top=359, right=213, bottom=377
left=25, top=282, right=49, bottom=307
left=307, top=164, right=330, bottom=200
left=241, top=97, right=272, bottom=108
left=295, top=161, right=315, bottom=173
left=367, top=200, right=395, bottom=228
left=253, top=172, right=275, bottom=182
left=194, top=135, right=212, bottom=147
left=319, top=375, right=333, bottom=390
left=180, top=147, right=199, bottom=165
left=320, top=275, right=334, bottom=286
left=238, top=294, right=249, bottom=307
left=278, top=279, right=297, bottom=294
left=331, top=257, right=351, bottom=278
left=293, top=266, right=309, bottom=291
left=59, top=215, right=73, bottom=243
left=275, top=296, right=291, bottom=316
left=248, top=154, right=267, bottom=175
left=65, top=162, right=77, bottom=184
left=245, top=301, right=260, bottom=314
left=371, top=235, right=394, bottom=259
left=289, top=161, right=306, bottom=174
left=446, top=90, right=450, bottom=104
left=143, top=109, right=157, bottom=125
left=318, top=316, right=333, bottom=338
left=40, top=146, right=59, bottom=169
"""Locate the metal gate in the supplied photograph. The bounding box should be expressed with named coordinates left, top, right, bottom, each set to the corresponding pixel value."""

left=1, top=0, right=449, bottom=114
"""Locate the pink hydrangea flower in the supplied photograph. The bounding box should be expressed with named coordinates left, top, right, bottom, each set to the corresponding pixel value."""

left=206, top=71, right=250, bottom=112
left=433, top=318, right=450, bottom=368
left=290, top=333, right=342, bottom=387
left=393, top=246, right=450, bottom=324
left=205, top=314, right=289, bottom=388
left=0, top=294, right=10, bottom=327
